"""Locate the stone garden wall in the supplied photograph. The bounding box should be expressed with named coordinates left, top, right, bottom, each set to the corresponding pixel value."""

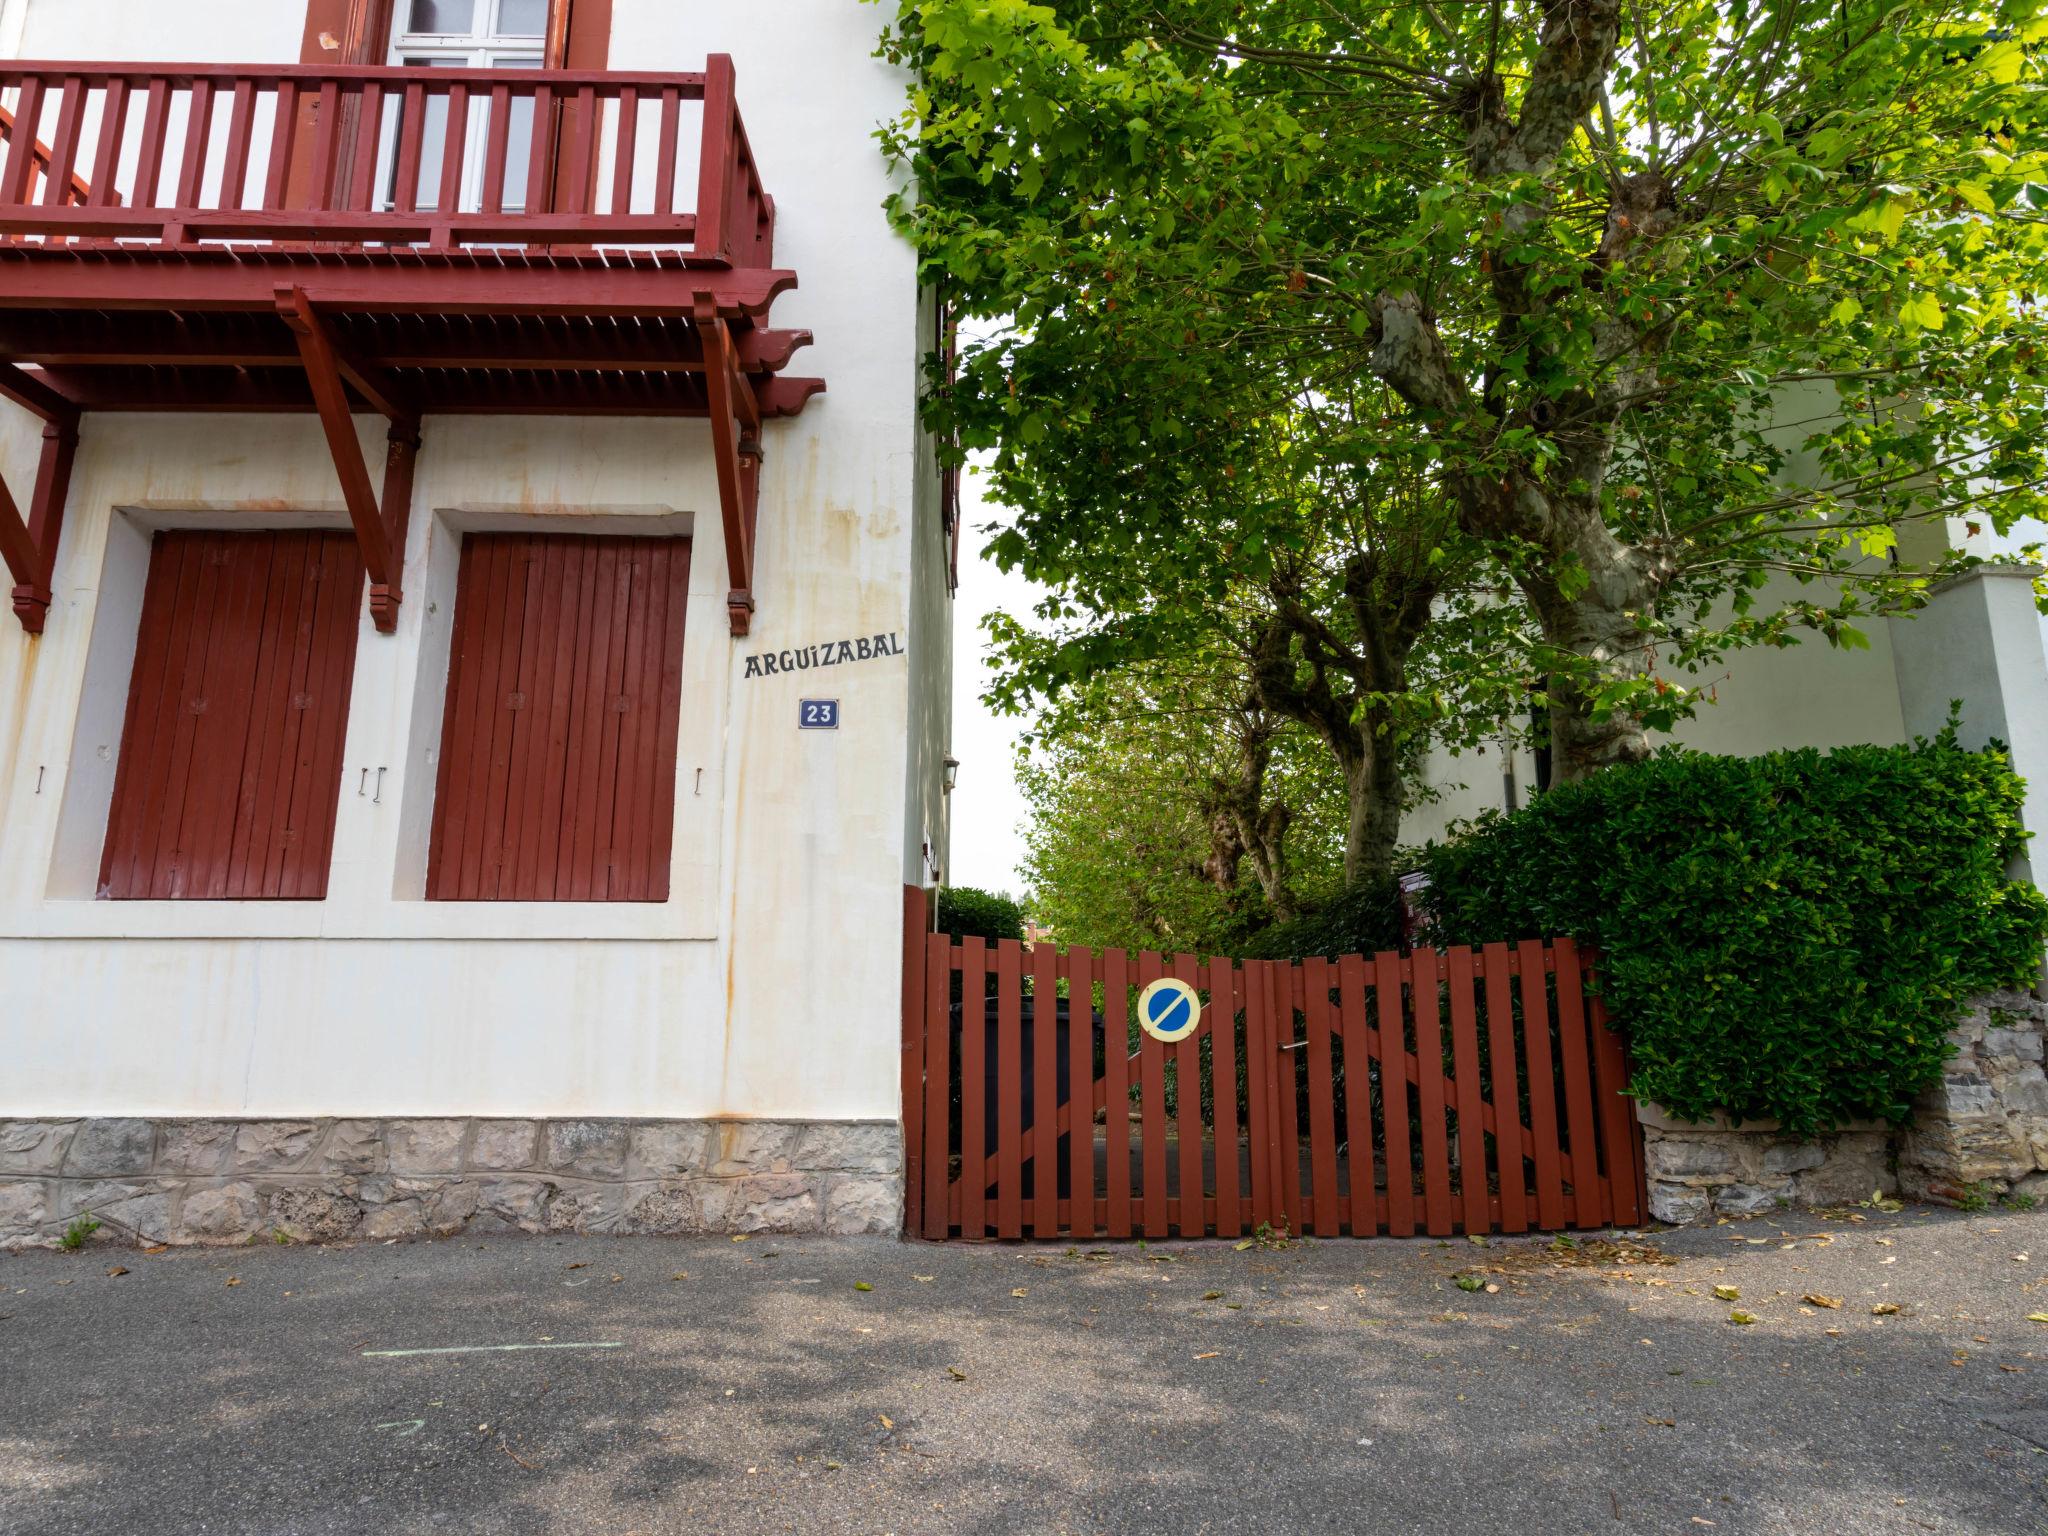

left=0, top=1118, right=901, bottom=1248
left=1642, top=988, right=2048, bottom=1222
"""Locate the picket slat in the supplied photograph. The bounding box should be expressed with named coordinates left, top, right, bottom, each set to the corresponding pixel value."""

left=1303, top=957, right=1341, bottom=1237
left=903, top=927, right=1640, bottom=1245
left=959, top=936, right=988, bottom=1241
left=1552, top=937, right=1606, bottom=1228
left=996, top=939, right=1024, bottom=1240
left=1030, top=941, right=1060, bottom=1238
left=922, top=935, right=950, bottom=1241
left=1211, top=958, right=1242, bottom=1239
left=1173, top=953, right=1205, bottom=1238
left=1585, top=955, right=1645, bottom=1226
left=1374, top=950, right=1416, bottom=1236
left=1065, top=945, right=1096, bottom=1239
left=1338, top=954, right=1377, bottom=1236
left=1409, top=949, right=1456, bottom=1237
left=1103, top=947, right=1133, bottom=1240
left=1137, top=950, right=1169, bottom=1238
left=1482, top=942, right=1529, bottom=1235
left=1447, top=946, right=1491, bottom=1236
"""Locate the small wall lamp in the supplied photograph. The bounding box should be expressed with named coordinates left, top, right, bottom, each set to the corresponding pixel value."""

left=942, top=755, right=960, bottom=793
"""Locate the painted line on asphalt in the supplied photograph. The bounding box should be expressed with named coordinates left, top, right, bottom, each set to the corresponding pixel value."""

left=361, top=1342, right=625, bottom=1358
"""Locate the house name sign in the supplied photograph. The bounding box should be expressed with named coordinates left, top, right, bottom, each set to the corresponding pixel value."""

left=742, top=632, right=905, bottom=680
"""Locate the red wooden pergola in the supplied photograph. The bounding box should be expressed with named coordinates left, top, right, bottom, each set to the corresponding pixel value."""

left=0, top=55, right=821, bottom=636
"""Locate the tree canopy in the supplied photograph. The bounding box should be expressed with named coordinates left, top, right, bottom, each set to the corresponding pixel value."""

left=881, top=0, right=2048, bottom=788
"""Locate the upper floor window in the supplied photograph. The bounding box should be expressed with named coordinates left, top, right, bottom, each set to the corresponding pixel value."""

left=386, top=0, right=549, bottom=212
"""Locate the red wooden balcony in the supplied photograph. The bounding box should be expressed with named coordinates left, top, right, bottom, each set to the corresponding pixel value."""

left=0, top=57, right=821, bottom=637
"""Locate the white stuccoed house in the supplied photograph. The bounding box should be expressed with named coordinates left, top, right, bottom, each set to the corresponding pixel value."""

left=0, top=0, right=954, bottom=1244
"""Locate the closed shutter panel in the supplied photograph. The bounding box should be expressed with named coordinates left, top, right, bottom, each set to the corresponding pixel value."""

left=427, top=532, right=689, bottom=901
left=99, top=529, right=365, bottom=900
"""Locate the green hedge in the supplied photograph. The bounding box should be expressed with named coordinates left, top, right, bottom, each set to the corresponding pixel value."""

left=1419, top=734, right=2048, bottom=1136
left=936, top=884, right=1026, bottom=943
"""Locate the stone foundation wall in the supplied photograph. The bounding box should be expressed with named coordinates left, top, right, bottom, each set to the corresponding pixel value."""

left=1640, top=1108, right=1895, bottom=1223
left=1642, top=987, right=2048, bottom=1223
left=1898, top=988, right=2048, bottom=1205
left=0, top=1117, right=901, bottom=1248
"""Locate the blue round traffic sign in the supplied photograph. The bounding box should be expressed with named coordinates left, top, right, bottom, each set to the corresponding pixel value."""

left=1137, top=977, right=1202, bottom=1043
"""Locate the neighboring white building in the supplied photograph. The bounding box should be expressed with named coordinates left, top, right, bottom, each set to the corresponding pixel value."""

left=0, top=0, right=952, bottom=1244
left=1408, top=530, right=2048, bottom=888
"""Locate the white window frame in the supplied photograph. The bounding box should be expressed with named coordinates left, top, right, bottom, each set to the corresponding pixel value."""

left=383, top=1, right=548, bottom=214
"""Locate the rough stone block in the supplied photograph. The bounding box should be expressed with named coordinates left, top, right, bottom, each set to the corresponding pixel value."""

left=1715, top=1180, right=1795, bottom=1216
left=1643, top=1134, right=1742, bottom=1181
left=796, top=1122, right=903, bottom=1175
left=157, top=1121, right=238, bottom=1174
left=363, top=1200, right=427, bottom=1241
left=627, top=1122, right=708, bottom=1179
left=544, top=1121, right=628, bottom=1181
left=388, top=1120, right=468, bottom=1174
left=64, top=1118, right=156, bottom=1177
left=822, top=1174, right=901, bottom=1235
left=175, top=1182, right=264, bottom=1243
left=1647, top=1182, right=1710, bottom=1224
left=0, top=1181, right=48, bottom=1246
left=270, top=1186, right=365, bottom=1242
left=731, top=1173, right=819, bottom=1233
left=627, top=1181, right=714, bottom=1235
left=708, top=1121, right=799, bottom=1177
left=477, top=1178, right=552, bottom=1232
left=317, top=1120, right=385, bottom=1174
left=1983, top=1028, right=2045, bottom=1065
left=1939, top=1076, right=1998, bottom=1119
left=0, top=1121, right=77, bottom=1174
left=1762, top=1141, right=1829, bottom=1176
left=2001, top=1065, right=2048, bottom=1118
left=233, top=1121, right=322, bottom=1172
left=543, top=1183, right=629, bottom=1234
left=425, top=1180, right=481, bottom=1232
left=469, top=1120, right=539, bottom=1171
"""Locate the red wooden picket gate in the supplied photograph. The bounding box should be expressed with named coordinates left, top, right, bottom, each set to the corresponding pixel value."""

left=899, top=889, right=1647, bottom=1241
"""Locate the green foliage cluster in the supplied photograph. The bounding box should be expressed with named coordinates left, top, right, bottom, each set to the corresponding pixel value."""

left=1242, top=881, right=1406, bottom=962
left=1421, top=735, right=2048, bottom=1135
left=936, top=884, right=1027, bottom=943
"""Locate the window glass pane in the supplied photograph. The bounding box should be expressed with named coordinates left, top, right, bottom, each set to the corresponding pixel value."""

left=496, top=0, right=547, bottom=37
left=501, top=93, right=536, bottom=210
left=406, top=0, right=477, bottom=34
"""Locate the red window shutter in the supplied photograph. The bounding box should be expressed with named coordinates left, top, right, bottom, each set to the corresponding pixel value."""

left=427, top=532, right=689, bottom=902
left=100, top=529, right=365, bottom=900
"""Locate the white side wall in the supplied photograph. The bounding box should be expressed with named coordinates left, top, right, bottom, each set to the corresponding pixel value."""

left=0, top=0, right=945, bottom=1119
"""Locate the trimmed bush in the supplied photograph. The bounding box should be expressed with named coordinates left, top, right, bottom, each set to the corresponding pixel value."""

left=1419, top=733, right=2048, bottom=1136
left=936, top=884, right=1026, bottom=943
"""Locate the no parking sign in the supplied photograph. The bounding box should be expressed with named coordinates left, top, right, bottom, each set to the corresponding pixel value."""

left=1136, top=977, right=1203, bottom=1043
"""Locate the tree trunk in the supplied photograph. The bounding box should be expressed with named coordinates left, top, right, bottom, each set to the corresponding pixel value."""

left=1338, top=730, right=1404, bottom=890
left=1520, top=509, right=1667, bottom=782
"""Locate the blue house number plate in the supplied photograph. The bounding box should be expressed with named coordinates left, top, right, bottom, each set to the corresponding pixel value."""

left=799, top=699, right=839, bottom=730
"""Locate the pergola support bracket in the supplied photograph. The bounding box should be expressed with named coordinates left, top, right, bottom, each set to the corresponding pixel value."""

left=276, top=284, right=419, bottom=634
left=696, top=293, right=763, bottom=636
left=0, top=412, right=80, bottom=635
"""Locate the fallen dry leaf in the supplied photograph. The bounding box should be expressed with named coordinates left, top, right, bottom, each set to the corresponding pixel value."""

left=914, top=1275, right=935, bottom=1283
left=1872, top=1303, right=1900, bottom=1316
left=945, top=1367, right=967, bottom=1382
left=1202, top=1291, right=1224, bottom=1301
left=1645, top=1417, right=1676, bottom=1428
left=1194, top=1352, right=1221, bottom=1360
left=1802, top=1294, right=1842, bottom=1310
left=1713, top=1285, right=1741, bottom=1302
left=141, top=1245, right=168, bottom=1256
left=566, top=1262, right=588, bottom=1270
left=225, top=1276, right=240, bottom=1287
left=1010, top=1288, right=1029, bottom=1299
left=104, top=1266, right=128, bottom=1277
left=2027, top=1313, right=2048, bottom=1324
left=1728, top=1311, right=1758, bottom=1326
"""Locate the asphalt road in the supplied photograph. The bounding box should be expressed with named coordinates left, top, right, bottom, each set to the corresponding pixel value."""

left=3, top=1207, right=2047, bottom=1535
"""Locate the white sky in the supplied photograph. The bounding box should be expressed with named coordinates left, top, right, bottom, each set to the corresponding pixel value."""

left=945, top=464, right=1042, bottom=897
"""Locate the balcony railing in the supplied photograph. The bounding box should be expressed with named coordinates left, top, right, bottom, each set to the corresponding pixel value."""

left=0, top=56, right=771, bottom=261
